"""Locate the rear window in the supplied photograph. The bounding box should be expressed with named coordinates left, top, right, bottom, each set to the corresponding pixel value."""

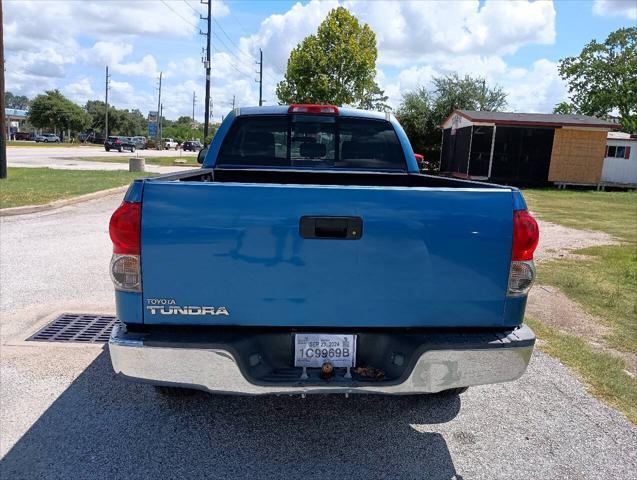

left=217, top=115, right=406, bottom=170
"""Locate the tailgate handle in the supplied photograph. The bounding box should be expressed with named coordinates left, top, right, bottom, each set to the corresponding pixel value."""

left=299, top=216, right=363, bottom=240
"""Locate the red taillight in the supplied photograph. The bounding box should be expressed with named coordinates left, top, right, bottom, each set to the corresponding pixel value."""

left=288, top=104, right=339, bottom=115
left=512, top=210, right=539, bottom=261
left=109, top=202, right=141, bottom=254
left=115, top=139, right=121, bottom=144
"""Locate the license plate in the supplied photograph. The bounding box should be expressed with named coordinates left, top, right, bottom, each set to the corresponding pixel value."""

left=294, top=334, right=356, bottom=368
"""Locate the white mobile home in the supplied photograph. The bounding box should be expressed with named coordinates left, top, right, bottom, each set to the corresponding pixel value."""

left=602, top=132, right=636, bottom=187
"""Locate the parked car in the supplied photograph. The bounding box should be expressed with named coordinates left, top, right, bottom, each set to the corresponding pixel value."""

left=105, top=136, right=136, bottom=152
left=182, top=140, right=203, bottom=151
left=14, top=132, right=33, bottom=141
left=131, top=136, right=147, bottom=149
left=34, top=133, right=60, bottom=143
left=108, top=104, right=539, bottom=399
left=163, top=138, right=178, bottom=150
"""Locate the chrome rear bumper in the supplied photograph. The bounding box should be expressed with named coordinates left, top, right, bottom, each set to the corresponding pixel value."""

left=109, top=324, right=535, bottom=395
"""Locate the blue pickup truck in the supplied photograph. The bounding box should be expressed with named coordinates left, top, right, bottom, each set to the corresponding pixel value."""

left=108, top=104, right=539, bottom=397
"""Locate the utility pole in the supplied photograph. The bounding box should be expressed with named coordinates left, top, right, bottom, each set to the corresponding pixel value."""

left=159, top=103, right=163, bottom=146
left=192, top=91, right=197, bottom=140
left=201, top=0, right=212, bottom=138
left=232, top=95, right=235, bottom=110
left=256, top=49, right=263, bottom=107
left=156, top=71, right=162, bottom=150
left=0, top=0, right=6, bottom=179
left=105, top=66, right=110, bottom=140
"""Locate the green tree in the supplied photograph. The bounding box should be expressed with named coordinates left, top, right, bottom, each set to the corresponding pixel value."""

left=430, top=73, right=507, bottom=121
left=5, top=92, right=30, bottom=110
left=552, top=102, right=580, bottom=115
left=276, top=7, right=387, bottom=110
left=558, top=27, right=637, bottom=133
left=29, top=90, right=90, bottom=134
left=397, top=74, right=507, bottom=170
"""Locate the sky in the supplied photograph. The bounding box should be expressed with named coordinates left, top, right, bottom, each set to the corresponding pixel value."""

left=4, top=0, right=636, bottom=123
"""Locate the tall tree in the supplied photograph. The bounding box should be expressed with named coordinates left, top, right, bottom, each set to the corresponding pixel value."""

left=431, top=73, right=507, bottom=121
left=5, top=92, right=30, bottom=110
left=29, top=90, right=89, bottom=133
left=558, top=27, right=636, bottom=132
left=397, top=74, right=507, bottom=170
left=276, top=7, right=387, bottom=110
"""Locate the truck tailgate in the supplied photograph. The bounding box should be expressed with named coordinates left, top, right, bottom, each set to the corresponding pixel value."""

left=140, top=181, right=514, bottom=327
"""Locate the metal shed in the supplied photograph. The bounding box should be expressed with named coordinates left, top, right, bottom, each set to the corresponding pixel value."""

left=602, top=132, right=636, bottom=187
left=439, top=110, right=619, bottom=185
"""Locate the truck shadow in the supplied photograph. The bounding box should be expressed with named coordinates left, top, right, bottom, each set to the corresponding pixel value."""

left=1, top=349, right=463, bottom=480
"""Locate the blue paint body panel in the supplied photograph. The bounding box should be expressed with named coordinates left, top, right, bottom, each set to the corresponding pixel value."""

left=115, top=291, right=143, bottom=324
left=139, top=181, right=517, bottom=327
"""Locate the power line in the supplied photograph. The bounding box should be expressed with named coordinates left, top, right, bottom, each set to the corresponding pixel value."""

left=210, top=16, right=253, bottom=63
left=160, top=0, right=198, bottom=29
left=182, top=0, right=198, bottom=14
left=211, top=45, right=255, bottom=80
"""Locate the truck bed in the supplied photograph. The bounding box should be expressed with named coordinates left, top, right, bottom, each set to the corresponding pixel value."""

left=134, top=168, right=521, bottom=329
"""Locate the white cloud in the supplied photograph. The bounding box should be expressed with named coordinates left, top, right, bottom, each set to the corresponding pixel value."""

left=0, top=0, right=567, bottom=121
left=64, top=77, right=96, bottom=103
left=385, top=56, right=567, bottom=113
left=83, top=42, right=134, bottom=67
left=112, top=55, right=159, bottom=78
left=593, top=0, right=637, bottom=20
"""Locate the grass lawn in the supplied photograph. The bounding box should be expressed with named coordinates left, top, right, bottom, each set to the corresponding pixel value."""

left=7, top=141, right=84, bottom=148
left=527, top=317, right=637, bottom=424
left=524, top=189, right=637, bottom=243
left=537, top=245, right=637, bottom=353
left=0, top=167, right=156, bottom=209
left=74, top=155, right=199, bottom=167
left=523, top=189, right=637, bottom=422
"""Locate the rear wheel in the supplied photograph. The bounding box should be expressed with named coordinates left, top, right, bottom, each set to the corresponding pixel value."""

left=118, top=146, right=123, bottom=152
left=105, top=147, right=110, bottom=152
left=130, top=146, right=136, bottom=153
left=154, top=385, right=198, bottom=397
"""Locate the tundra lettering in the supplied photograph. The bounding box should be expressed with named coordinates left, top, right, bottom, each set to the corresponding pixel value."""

left=146, top=306, right=229, bottom=315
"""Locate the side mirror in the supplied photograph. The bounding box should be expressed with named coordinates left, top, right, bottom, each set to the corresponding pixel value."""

left=414, top=153, right=424, bottom=169
left=197, top=147, right=208, bottom=164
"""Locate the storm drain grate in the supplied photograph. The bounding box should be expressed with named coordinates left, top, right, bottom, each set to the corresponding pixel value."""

left=27, top=313, right=119, bottom=343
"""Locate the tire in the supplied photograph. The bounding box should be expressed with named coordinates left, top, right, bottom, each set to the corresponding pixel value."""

left=155, top=385, right=197, bottom=397
left=105, top=147, right=110, bottom=152
left=130, top=146, right=136, bottom=153
left=118, top=146, right=123, bottom=153
left=44, top=139, right=49, bottom=143
left=438, top=387, right=468, bottom=396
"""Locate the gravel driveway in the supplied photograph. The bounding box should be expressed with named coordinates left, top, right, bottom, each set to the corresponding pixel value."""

left=1, top=195, right=636, bottom=479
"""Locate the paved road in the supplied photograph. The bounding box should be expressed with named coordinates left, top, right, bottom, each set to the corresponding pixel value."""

left=1, top=196, right=636, bottom=479
left=7, top=146, right=198, bottom=173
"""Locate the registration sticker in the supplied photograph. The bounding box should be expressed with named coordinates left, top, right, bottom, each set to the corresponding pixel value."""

left=294, top=334, right=356, bottom=368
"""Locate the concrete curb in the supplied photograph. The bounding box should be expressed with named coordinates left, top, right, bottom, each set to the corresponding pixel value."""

left=0, top=186, right=128, bottom=217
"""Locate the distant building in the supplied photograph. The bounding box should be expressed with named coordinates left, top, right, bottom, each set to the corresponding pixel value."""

left=602, top=132, right=636, bottom=187
left=439, top=110, right=620, bottom=186
left=5, top=108, right=29, bottom=139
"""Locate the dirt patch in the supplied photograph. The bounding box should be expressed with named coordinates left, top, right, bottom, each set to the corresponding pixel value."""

left=527, top=285, right=612, bottom=338
left=534, top=219, right=620, bottom=263
left=527, top=285, right=637, bottom=375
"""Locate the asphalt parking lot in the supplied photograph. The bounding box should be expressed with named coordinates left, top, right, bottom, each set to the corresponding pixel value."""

left=1, top=194, right=636, bottom=479
left=7, top=145, right=197, bottom=173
